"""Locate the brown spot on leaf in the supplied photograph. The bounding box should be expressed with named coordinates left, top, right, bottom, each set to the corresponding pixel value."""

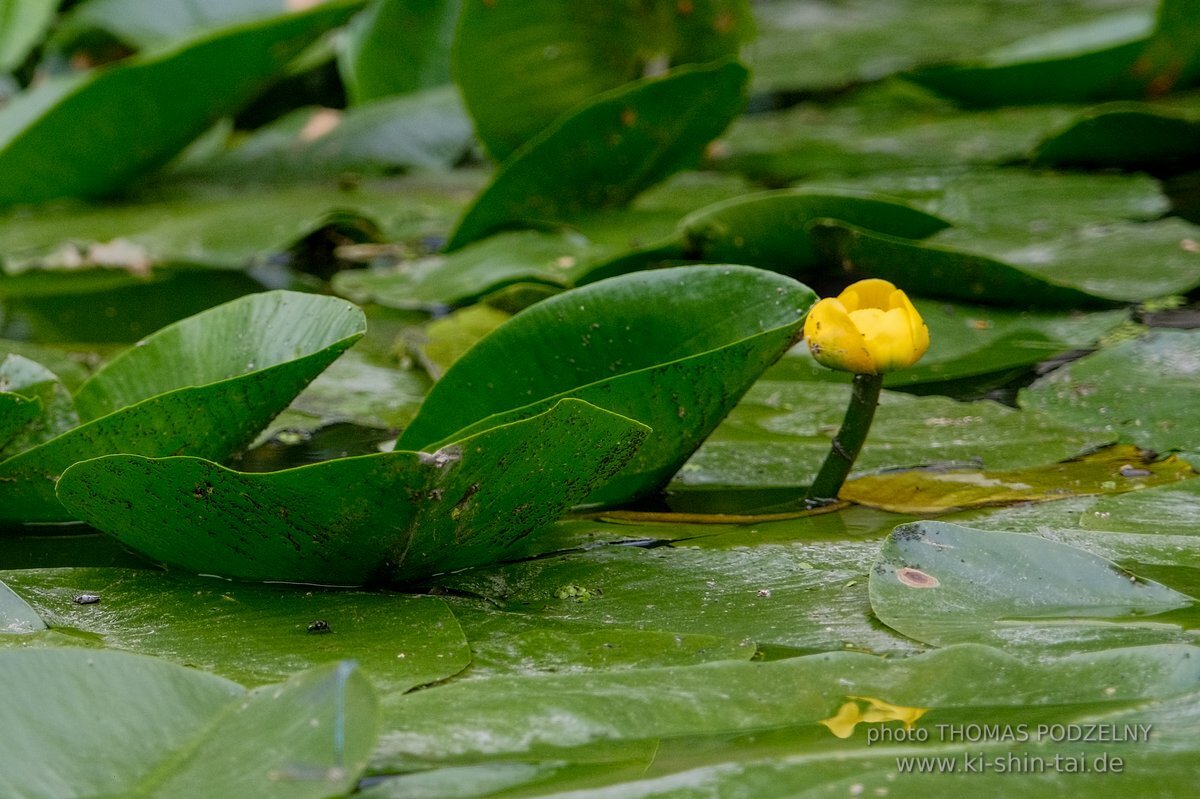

left=896, top=567, right=939, bottom=588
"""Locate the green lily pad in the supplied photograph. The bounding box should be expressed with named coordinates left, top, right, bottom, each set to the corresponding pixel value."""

left=842, top=445, right=1193, bottom=514
left=446, top=59, right=749, bottom=250
left=1021, top=330, right=1200, bottom=456
left=811, top=219, right=1188, bottom=307
left=180, top=88, right=474, bottom=181
left=452, top=0, right=751, bottom=160
left=340, top=0, right=458, bottom=103
left=0, top=0, right=56, bottom=71
left=0, top=650, right=378, bottom=799
left=905, top=10, right=1157, bottom=106
left=1, top=567, right=469, bottom=692
left=679, top=188, right=950, bottom=273
left=0, top=291, right=366, bottom=525
left=0, top=354, right=78, bottom=456
left=437, top=536, right=920, bottom=658
left=0, top=173, right=475, bottom=280
left=373, top=642, right=1200, bottom=770
left=0, top=391, right=37, bottom=452
left=56, top=399, right=649, bottom=584
left=870, top=520, right=1194, bottom=649
left=51, top=0, right=299, bottom=50
left=677, top=379, right=1111, bottom=491
left=398, top=266, right=815, bottom=506
left=0, top=579, right=44, bottom=633
left=1033, top=102, right=1200, bottom=172
left=0, top=2, right=362, bottom=207
left=1080, top=478, right=1200, bottom=536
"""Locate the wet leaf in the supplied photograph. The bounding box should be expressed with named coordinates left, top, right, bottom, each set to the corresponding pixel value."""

left=1, top=567, right=469, bottom=692
left=446, top=60, right=748, bottom=250
left=841, top=444, right=1193, bottom=514
left=398, top=266, right=815, bottom=505
left=0, top=291, right=366, bottom=524
left=372, top=642, right=1200, bottom=770
left=340, top=0, right=459, bottom=103
left=678, top=379, right=1108, bottom=491
left=1021, top=330, right=1200, bottom=456
left=0, top=578, right=44, bottom=633
left=453, top=0, right=751, bottom=160
left=0, top=2, right=363, bottom=207
left=0, top=650, right=378, bottom=799
left=56, top=399, right=649, bottom=584
left=870, top=520, right=1194, bottom=649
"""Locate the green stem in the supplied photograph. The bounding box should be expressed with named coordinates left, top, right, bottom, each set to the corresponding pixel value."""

left=806, top=372, right=883, bottom=505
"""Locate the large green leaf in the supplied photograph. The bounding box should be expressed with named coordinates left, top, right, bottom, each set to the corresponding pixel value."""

left=0, top=650, right=378, bottom=799
left=0, top=2, right=362, bottom=207
left=905, top=10, right=1157, bottom=106
left=0, top=391, right=38, bottom=452
left=0, top=0, right=56, bottom=71
left=870, top=520, right=1194, bottom=650
left=52, top=0, right=301, bottom=50
left=446, top=59, right=749, bottom=250
left=1021, top=330, right=1200, bottom=456
left=678, top=188, right=950, bottom=273
left=452, top=0, right=751, bottom=160
left=2, top=567, right=470, bottom=692
left=372, top=643, right=1200, bottom=770
left=0, top=291, right=366, bottom=524
left=56, top=399, right=649, bottom=584
left=398, top=266, right=815, bottom=505
left=339, top=0, right=460, bottom=104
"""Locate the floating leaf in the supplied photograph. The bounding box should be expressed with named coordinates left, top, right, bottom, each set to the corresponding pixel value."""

left=0, top=354, right=78, bottom=456
left=870, top=520, right=1194, bottom=649
left=0, top=0, right=56, bottom=71
left=453, top=0, right=751, bottom=159
left=905, top=11, right=1157, bottom=106
left=340, top=0, right=459, bottom=103
left=841, top=444, right=1193, bottom=514
left=0, top=1, right=362, bottom=207
left=398, top=266, right=815, bottom=505
left=0, top=650, right=378, bottom=799
left=678, top=188, right=950, bottom=273
left=373, top=642, right=1200, bottom=770
left=1021, top=330, right=1200, bottom=456
left=677, top=379, right=1111, bottom=491
left=2, top=567, right=469, bottom=692
left=56, top=399, right=649, bottom=584
left=1033, top=103, right=1200, bottom=172
left=446, top=60, right=749, bottom=250
left=0, top=291, right=366, bottom=524
left=0, top=579, right=44, bottom=633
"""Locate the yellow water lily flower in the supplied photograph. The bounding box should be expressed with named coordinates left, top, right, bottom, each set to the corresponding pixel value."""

left=804, top=279, right=930, bottom=374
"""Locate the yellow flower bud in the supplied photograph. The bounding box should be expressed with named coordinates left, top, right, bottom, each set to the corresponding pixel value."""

left=804, top=279, right=930, bottom=374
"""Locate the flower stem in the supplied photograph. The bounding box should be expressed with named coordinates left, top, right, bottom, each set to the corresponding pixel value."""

left=806, top=373, right=884, bottom=505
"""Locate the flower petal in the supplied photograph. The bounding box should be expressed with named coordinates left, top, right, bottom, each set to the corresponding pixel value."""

left=838, top=278, right=898, bottom=312
left=805, top=298, right=876, bottom=374
left=851, top=306, right=917, bottom=373
left=893, top=289, right=931, bottom=362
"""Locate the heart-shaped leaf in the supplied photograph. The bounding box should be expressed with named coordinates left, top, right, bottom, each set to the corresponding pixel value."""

left=398, top=265, right=816, bottom=505
left=870, top=520, right=1194, bottom=649
left=0, top=1, right=363, bottom=207
left=0, top=650, right=378, bottom=799
left=56, top=399, right=649, bottom=584
left=0, top=291, right=366, bottom=525
left=452, top=0, right=751, bottom=160
left=446, top=59, right=749, bottom=250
